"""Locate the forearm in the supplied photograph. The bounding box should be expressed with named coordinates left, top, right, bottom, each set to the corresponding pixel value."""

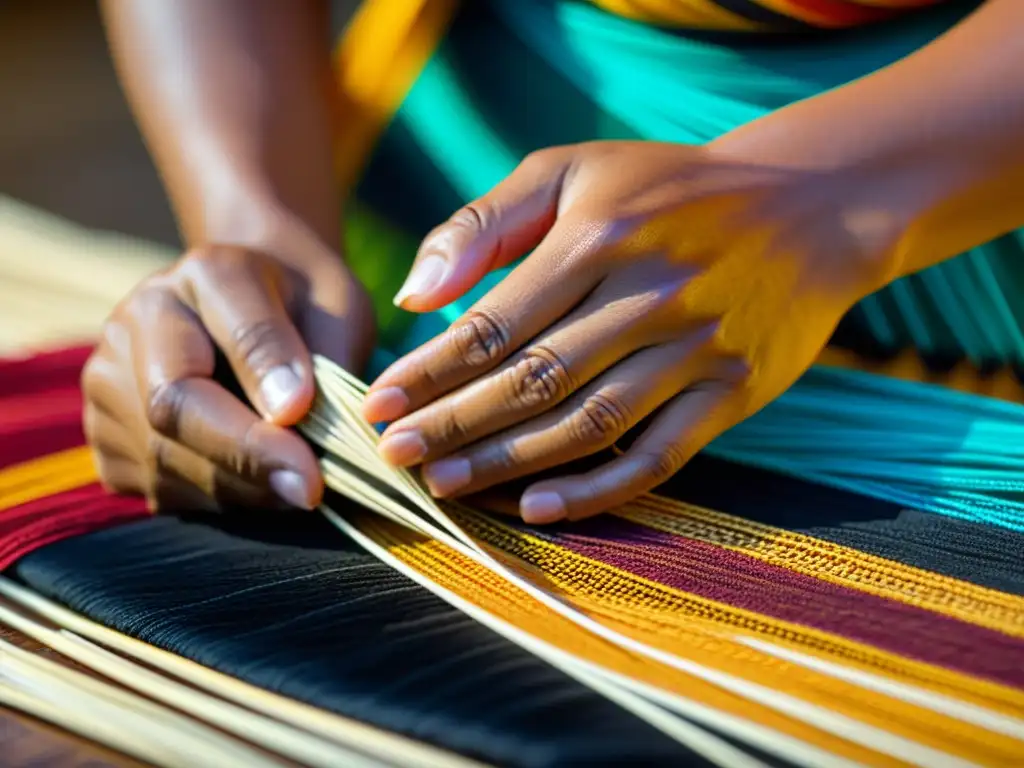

left=101, top=0, right=343, bottom=267
left=712, top=0, right=1024, bottom=281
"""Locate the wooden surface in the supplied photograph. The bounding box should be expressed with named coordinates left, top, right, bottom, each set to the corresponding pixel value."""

left=1, top=625, right=148, bottom=768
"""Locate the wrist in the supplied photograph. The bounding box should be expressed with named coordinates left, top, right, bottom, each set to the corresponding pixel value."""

left=707, top=110, right=969, bottom=290
left=191, top=190, right=353, bottom=283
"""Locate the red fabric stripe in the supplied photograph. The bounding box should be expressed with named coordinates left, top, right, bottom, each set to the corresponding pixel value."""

left=0, top=347, right=149, bottom=568
left=768, top=0, right=898, bottom=25
left=0, top=345, right=92, bottom=398
left=0, top=389, right=85, bottom=469
left=0, top=484, right=147, bottom=571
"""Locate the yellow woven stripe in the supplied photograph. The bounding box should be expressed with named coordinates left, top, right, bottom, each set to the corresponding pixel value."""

left=331, top=0, right=458, bottom=196
left=844, top=0, right=939, bottom=6
left=588, top=0, right=765, bottom=30
left=451, top=508, right=1024, bottom=724
left=450, top=512, right=1024, bottom=762
left=620, top=495, right=1024, bottom=639
left=357, top=513, right=910, bottom=767
left=0, top=446, right=98, bottom=512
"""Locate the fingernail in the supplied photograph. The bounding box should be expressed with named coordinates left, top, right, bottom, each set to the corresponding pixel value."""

left=423, top=457, right=471, bottom=497
left=378, top=430, right=427, bottom=466
left=269, top=470, right=311, bottom=509
left=362, top=387, right=409, bottom=423
left=393, top=253, right=447, bottom=307
left=261, top=364, right=302, bottom=416
left=521, top=491, right=566, bottom=524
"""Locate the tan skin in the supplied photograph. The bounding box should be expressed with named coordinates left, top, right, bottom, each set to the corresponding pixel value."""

left=87, top=0, right=373, bottom=511
left=88, top=0, right=1024, bottom=520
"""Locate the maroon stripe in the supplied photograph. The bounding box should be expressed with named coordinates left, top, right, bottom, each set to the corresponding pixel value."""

left=0, top=345, right=92, bottom=399
left=527, top=516, right=1024, bottom=690
left=0, top=483, right=149, bottom=570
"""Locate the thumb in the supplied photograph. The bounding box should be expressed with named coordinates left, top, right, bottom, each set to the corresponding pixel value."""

left=394, top=148, right=571, bottom=312
left=180, top=246, right=315, bottom=426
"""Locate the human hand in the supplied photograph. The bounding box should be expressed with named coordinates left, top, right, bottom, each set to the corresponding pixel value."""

left=83, top=244, right=375, bottom=511
left=364, top=141, right=908, bottom=523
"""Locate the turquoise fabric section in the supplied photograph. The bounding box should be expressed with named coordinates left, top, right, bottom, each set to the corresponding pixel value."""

left=714, top=365, right=1024, bottom=531
left=348, top=0, right=1024, bottom=529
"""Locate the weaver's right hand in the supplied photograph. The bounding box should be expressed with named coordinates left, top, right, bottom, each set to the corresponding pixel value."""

left=82, top=244, right=375, bottom=512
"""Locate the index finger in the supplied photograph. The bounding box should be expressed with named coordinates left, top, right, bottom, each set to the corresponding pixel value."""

left=365, top=218, right=605, bottom=423
left=128, top=288, right=322, bottom=508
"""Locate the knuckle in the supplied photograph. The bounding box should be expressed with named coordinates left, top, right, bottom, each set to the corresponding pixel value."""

left=175, top=247, right=212, bottom=281
left=98, top=315, right=133, bottom=355
left=179, top=245, right=212, bottom=267
left=145, top=379, right=188, bottom=437
left=118, top=283, right=178, bottom=336
left=506, top=349, right=573, bottom=409
left=180, top=244, right=233, bottom=271
left=433, top=402, right=469, bottom=445
left=178, top=244, right=261, bottom=288
left=231, top=319, right=289, bottom=376
left=572, top=392, right=631, bottom=446
left=452, top=310, right=510, bottom=368
left=652, top=281, right=703, bottom=326
left=666, top=320, right=723, bottom=359
left=122, top=283, right=158, bottom=314
left=449, top=204, right=487, bottom=233
left=483, top=440, right=525, bottom=473
left=633, top=446, right=687, bottom=486
left=521, top=146, right=561, bottom=171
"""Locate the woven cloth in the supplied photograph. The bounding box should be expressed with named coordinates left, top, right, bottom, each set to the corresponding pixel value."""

left=2, top=1, right=1023, bottom=761
left=3, top=342, right=1023, bottom=765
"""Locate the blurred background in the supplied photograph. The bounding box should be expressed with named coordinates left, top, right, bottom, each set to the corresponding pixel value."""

left=0, top=0, right=178, bottom=245
left=0, top=1, right=367, bottom=354
left=0, top=1, right=177, bottom=353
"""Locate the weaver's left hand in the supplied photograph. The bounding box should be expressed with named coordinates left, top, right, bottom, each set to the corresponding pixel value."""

left=363, top=141, right=906, bottom=523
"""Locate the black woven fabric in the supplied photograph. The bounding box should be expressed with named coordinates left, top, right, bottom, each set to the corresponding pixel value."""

left=12, top=510, right=702, bottom=767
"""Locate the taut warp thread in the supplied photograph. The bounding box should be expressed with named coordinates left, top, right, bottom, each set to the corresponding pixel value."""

left=11, top=461, right=1024, bottom=765
left=4, top=348, right=1024, bottom=766
left=12, top=511, right=718, bottom=768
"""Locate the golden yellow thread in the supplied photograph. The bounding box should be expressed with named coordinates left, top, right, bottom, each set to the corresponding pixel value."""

left=448, top=507, right=1024, bottom=723
left=360, top=512, right=1024, bottom=765
left=356, top=512, right=911, bottom=768
left=0, top=447, right=98, bottom=512
left=587, top=0, right=763, bottom=30
left=331, top=0, right=458, bottom=196
left=620, top=495, right=1024, bottom=638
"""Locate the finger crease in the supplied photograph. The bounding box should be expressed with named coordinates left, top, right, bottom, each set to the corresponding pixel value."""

left=577, top=392, right=631, bottom=445
left=510, top=349, right=573, bottom=408
left=455, top=311, right=510, bottom=367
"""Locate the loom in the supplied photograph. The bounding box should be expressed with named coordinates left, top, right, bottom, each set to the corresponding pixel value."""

left=1, top=196, right=1023, bottom=767
left=3, top=0, right=1024, bottom=762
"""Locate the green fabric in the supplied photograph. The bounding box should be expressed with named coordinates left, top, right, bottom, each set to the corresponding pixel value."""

left=345, top=0, right=1024, bottom=528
